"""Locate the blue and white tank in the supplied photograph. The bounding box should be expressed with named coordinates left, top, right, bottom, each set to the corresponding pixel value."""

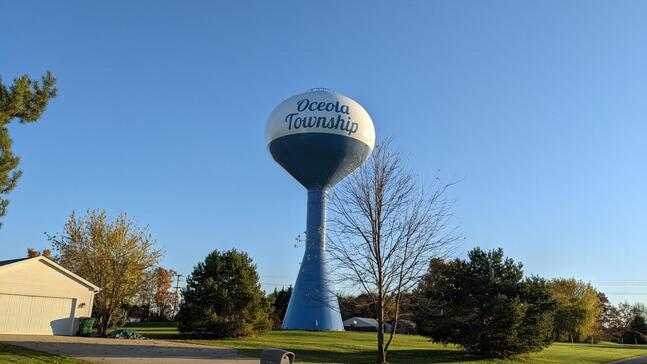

left=266, top=89, right=376, bottom=331
left=267, top=89, right=376, bottom=190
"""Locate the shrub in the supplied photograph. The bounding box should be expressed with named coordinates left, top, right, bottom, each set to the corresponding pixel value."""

left=548, top=278, right=602, bottom=342
left=414, top=248, right=556, bottom=358
left=177, top=249, right=272, bottom=338
left=623, top=315, right=647, bottom=344
left=268, top=286, right=292, bottom=329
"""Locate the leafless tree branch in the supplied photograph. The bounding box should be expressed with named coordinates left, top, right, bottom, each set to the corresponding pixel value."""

left=327, top=139, right=460, bottom=363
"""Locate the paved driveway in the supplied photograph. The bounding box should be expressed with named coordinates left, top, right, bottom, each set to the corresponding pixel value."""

left=611, top=356, right=647, bottom=364
left=0, top=335, right=258, bottom=363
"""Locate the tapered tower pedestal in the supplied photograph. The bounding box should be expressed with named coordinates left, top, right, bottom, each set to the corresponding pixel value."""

left=266, top=89, right=375, bottom=331
left=281, top=190, right=343, bottom=330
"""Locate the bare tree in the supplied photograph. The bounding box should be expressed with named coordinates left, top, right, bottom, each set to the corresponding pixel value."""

left=328, top=140, right=459, bottom=364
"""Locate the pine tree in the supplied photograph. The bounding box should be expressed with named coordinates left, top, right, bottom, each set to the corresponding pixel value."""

left=623, top=315, right=647, bottom=344
left=414, top=248, right=557, bottom=358
left=177, top=249, right=272, bottom=338
left=0, top=71, right=57, bottom=227
left=268, top=286, right=292, bottom=328
left=632, top=315, right=647, bottom=334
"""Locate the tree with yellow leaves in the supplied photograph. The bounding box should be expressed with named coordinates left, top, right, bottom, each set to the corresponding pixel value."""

left=153, top=267, right=176, bottom=320
left=49, top=209, right=163, bottom=334
left=549, top=278, right=602, bottom=343
left=27, top=248, right=52, bottom=258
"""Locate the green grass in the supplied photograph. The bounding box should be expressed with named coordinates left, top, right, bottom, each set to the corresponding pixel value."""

left=122, top=321, right=180, bottom=339
left=124, top=322, right=647, bottom=363
left=0, top=343, right=90, bottom=364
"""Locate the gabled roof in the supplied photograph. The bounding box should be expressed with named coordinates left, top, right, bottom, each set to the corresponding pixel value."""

left=343, top=317, right=379, bottom=327
left=0, top=256, right=100, bottom=292
left=0, top=258, right=28, bottom=267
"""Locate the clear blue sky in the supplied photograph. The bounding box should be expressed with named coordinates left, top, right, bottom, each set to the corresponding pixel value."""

left=2, top=1, right=646, bottom=303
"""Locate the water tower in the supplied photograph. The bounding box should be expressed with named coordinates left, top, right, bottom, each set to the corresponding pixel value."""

left=266, top=89, right=375, bottom=331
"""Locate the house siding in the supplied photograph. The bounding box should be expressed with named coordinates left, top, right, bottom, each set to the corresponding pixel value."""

left=0, top=258, right=96, bottom=335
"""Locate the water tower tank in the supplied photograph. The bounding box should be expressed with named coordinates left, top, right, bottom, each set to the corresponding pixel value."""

left=267, top=89, right=375, bottom=331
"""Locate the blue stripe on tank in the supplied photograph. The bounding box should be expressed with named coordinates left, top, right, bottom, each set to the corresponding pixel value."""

left=268, top=133, right=372, bottom=190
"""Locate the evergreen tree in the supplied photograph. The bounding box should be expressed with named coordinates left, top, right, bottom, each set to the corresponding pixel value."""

left=268, top=286, right=292, bottom=329
left=177, top=249, right=272, bottom=338
left=337, top=293, right=378, bottom=320
left=0, top=71, right=57, bottom=228
left=414, top=248, right=556, bottom=358
left=623, top=315, right=647, bottom=344
left=632, top=315, right=647, bottom=334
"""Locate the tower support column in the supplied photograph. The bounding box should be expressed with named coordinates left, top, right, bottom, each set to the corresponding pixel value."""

left=281, top=189, right=344, bottom=330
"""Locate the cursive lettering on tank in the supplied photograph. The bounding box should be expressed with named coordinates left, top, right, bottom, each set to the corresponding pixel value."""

left=284, top=98, right=359, bottom=136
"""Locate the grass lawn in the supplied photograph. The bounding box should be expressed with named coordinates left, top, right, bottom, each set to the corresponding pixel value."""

left=0, top=343, right=90, bottom=364
left=124, top=322, right=647, bottom=364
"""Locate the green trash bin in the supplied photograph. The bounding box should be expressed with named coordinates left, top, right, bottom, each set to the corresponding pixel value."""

left=78, top=318, right=95, bottom=336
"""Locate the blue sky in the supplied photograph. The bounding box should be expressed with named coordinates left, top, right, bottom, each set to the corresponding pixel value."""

left=2, top=1, right=646, bottom=303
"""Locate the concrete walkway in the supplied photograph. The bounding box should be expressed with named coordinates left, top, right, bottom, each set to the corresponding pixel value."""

left=0, top=335, right=258, bottom=363
left=611, top=356, right=647, bottom=364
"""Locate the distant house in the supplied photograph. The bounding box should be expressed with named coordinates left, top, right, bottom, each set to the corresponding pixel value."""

left=343, top=317, right=417, bottom=334
left=126, top=306, right=146, bottom=322
left=0, top=256, right=100, bottom=335
left=394, top=319, right=417, bottom=334
left=343, top=317, right=392, bottom=332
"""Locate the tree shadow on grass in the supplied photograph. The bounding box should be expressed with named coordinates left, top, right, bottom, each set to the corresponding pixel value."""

left=138, top=333, right=185, bottom=339
left=236, top=348, right=480, bottom=364
left=557, top=343, right=647, bottom=350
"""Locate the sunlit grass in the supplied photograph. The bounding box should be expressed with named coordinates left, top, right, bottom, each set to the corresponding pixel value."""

left=125, top=322, right=647, bottom=363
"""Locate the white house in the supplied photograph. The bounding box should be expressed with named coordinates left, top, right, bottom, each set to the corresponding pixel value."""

left=343, top=317, right=392, bottom=332
left=0, top=256, right=100, bottom=335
